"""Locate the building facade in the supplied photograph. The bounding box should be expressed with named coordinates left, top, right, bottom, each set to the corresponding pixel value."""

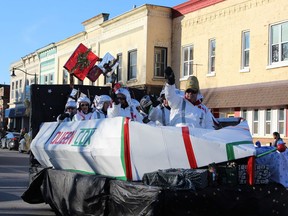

left=172, top=0, right=288, bottom=144
left=8, top=52, right=39, bottom=131
left=56, top=5, right=172, bottom=95
left=0, top=85, right=10, bottom=129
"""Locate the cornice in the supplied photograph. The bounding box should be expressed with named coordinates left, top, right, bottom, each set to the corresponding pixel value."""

left=56, top=31, right=87, bottom=47
left=173, top=0, right=225, bottom=18
left=101, top=4, right=170, bottom=28
left=174, top=0, right=276, bottom=29
left=81, top=13, right=109, bottom=26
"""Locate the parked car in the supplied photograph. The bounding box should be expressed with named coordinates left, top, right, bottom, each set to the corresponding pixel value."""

left=0, top=132, right=21, bottom=150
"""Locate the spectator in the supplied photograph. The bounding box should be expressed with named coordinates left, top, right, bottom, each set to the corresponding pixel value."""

left=0, top=127, right=6, bottom=139
left=271, top=131, right=282, bottom=147
left=19, top=128, right=26, bottom=140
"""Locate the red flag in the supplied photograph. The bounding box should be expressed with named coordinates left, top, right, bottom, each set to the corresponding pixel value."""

left=86, top=65, right=103, bottom=82
left=64, top=43, right=99, bottom=81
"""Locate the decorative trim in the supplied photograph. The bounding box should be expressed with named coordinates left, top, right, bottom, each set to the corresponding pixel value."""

left=182, top=126, right=198, bottom=168
left=173, top=0, right=225, bottom=18
left=173, top=0, right=276, bottom=27
left=123, top=117, right=132, bottom=180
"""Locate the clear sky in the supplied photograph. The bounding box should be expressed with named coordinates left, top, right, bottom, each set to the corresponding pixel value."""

left=0, top=0, right=185, bottom=85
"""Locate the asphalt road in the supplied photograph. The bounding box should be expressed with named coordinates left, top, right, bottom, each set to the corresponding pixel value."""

left=0, top=149, right=55, bottom=216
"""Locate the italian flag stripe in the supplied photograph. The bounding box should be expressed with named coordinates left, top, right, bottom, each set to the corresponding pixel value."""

left=226, top=140, right=254, bottom=161
left=120, top=118, right=126, bottom=180
left=123, top=117, right=132, bottom=180
left=182, top=127, right=198, bottom=168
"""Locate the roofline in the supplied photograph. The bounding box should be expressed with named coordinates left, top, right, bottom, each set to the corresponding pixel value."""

left=172, top=0, right=225, bottom=18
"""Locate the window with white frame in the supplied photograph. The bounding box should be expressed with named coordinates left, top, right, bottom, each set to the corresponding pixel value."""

left=30, top=77, right=35, bottom=84
left=278, top=108, right=285, bottom=135
left=182, top=45, right=193, bottom=77
left=44, top=75, right=48, bottom=84
left=116, top=53, right=122, bottom=82
left=208, top=39, right=216, bottom=74
left=265, top=109, right=271, bottom=135
left=15, top=80, right=19, bottom=101
left=241, top=31, right=250, bottom=69
left=242, top=110, right=247, bottom=120
left=154, top=47, right=167, bottom=77
left=49, top=74, right=54, bottom=84
left=78, top=80, right=83, bottom=85
left=253, top=110, right=259, bottom=135
left=63, top=69, right=69, bottom=84
left=128, top=50, right=137, bottom=80
left=270, top=22, right=288, bottom=64
left=19, top=80, right=23, bottom=100
left=11, top=82, right=14, bottom=99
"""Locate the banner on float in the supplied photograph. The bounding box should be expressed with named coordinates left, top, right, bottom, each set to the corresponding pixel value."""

left=31, top=117, right=126, bottom=179
left=31, top=117, right=256, bottom=181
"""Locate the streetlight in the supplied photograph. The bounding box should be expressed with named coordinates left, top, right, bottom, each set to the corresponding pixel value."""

left=10, top=67, right=37, bottom=132
left=11, top=67, right=37, bottom=84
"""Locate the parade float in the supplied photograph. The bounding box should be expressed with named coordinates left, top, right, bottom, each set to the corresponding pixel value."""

left=21, top=44, right=288, bottom=216
left=30, top=117, right=256, bottom=181
left=23, top=116, right=288, bottom=216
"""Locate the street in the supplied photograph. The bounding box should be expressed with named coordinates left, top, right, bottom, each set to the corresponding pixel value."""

left=0, top=149, right=55, bottom=216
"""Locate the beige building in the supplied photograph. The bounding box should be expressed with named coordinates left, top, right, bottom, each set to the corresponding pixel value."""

left=172, top=0, right=288, bottom=143
left=8, top=5, right=173, bottom=131
left=57, top=5, right=172, bottom=95
left=8, top=0, right=288, bottom=144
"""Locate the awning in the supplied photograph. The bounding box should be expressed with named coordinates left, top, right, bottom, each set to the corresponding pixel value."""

left=5, top=107, right=26, bottom=118
left=201, top=80, right=288, bottom=109
left=5, top=108, right=14, bottom=118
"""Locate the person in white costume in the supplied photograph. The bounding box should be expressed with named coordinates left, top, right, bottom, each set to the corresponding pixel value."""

left=57, top=100, right=77, bottom=122
left=73, top=96, right=93, bottom=121
left=139, top=92, right=170, bottom=126
left=107, top=88, right=143, bottom=122
left=164, top=66, right=217, bottom=129
left=91, top=95, right=111, bottom=119
left=131, top=98, right=141, bottom=113
left=139, top=95, right=157, bottom=125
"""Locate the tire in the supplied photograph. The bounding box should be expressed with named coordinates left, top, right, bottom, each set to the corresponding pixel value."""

left=8, top=141, right=14, bottom=150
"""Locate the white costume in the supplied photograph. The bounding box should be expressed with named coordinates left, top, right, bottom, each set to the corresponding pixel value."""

left=73, top=96, right=93, bottom=121
left=73, top=111, right=93, bottom=121
left=165, top=83, right=214, bottom=129
left=107, top=88, right=143, bottom=123
left=91, top=95, right=111, bottom=119
left=148, top=105, right=170, bottom=126
left=57, top=100, right=77, bottom=122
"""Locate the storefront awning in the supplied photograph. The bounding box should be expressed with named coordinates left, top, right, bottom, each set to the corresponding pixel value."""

left=5, top=108, right=14, bottom=118
left=201, top=80, right=288, bottom=109
left=5, top=107, right=26, bottom=118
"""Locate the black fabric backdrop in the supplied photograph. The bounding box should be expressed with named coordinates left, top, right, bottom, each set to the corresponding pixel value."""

left=22, top=168, right=288, bottom=216
left=29, top=84, right=146, bottom=139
